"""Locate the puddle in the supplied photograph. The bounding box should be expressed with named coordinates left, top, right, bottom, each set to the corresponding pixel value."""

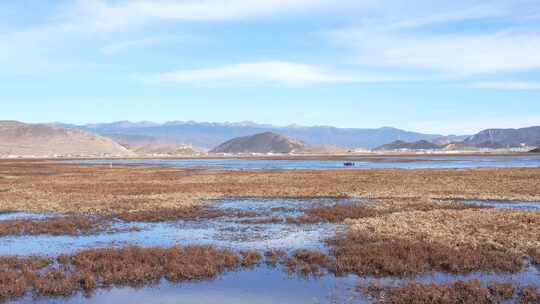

left=8, top=263, right=540, bottom=304
left=0, top=198, right=359, bottom=256
left=12, top=266, right=362, bottom=304
left=0, top=211, right=58, bottom=221
left=465, top=200, right=540, bottom=211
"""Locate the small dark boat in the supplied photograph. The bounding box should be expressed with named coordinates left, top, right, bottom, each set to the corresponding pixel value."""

left=343, top=162, right=355, bottom=167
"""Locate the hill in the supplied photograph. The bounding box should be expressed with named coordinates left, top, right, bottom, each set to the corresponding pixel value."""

left=134, top=144, right=205, bottom=156
left=464, top=126, right=540, bottom=148
left=0, top=121, right=135, bottom=158
left=69, top=121, right=442, bottom=149
left=210, top=132, right=305, bottom=154
left=374, top=140, right=441, bottom=151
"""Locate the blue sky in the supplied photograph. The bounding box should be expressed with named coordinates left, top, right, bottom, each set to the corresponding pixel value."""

left=1, top=0, right=540, bottom=135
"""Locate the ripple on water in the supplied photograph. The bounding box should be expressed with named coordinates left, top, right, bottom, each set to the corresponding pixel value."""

left=0, top=198, right=358, bottom=256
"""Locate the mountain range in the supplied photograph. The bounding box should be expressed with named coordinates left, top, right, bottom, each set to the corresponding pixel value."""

left=62, top=121, right=450, bottom=149
left=463, top=126, right=540, bottom=148
left=2, top=120, right=539, bottom=158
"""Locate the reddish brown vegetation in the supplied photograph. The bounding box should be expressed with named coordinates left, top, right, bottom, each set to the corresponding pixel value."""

left=264, top=249, right=287, bottom=266
left=116, top=206, right=225, bottom=222
left=287, top=201, right=486, bottom=224
left=283, top=250, right=332, bottom=277
left=362, top=280, right=518, bottom=304
left=0, top=217, right=108, bottom=236
left=237, top=217, right=284, bottom=224
left=0, top=256, right=52, bottom=300
left=518, top=287, right=540, bottom=303
left=303, top=204, right=380, bottom=222
left=0, top=245, right=256, bottom=302
left=240, top=251, right=262, bottom=267
left=488, top=282, right=515, bottom=300
left=328, top=232, right=523, bottom=276
left=529, top=248, right=540, bottom=268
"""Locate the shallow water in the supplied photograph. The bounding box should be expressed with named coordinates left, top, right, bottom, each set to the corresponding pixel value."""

left=3, top=198, right=540, bottom=303
left=9, top=263, right=540, bottom=304
left=465, top=200, right=540, bottom=211
left=0, top=212, right=58, bottom=221
left=0, top=198, right=355, bottom=256
left=69, top=155, right=540, bottom=170
left=12, top=266, right=362, bottom=304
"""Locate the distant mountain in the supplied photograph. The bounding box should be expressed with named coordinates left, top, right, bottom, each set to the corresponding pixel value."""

left=464, top=126, right=540, bottom=148
left=374, top=140, right=441, bottom=151
left=0, top=121, right=135, bottom=158
left=431, top=135, right=470, bottom=145
left=134, top=144, right=205, bottom=156
left=69, top=121, right=442, bottom=149
left=210, top=132, right=305, bottom=154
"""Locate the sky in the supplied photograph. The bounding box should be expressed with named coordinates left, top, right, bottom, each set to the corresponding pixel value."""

left=1, top=0, right=540, bottom=135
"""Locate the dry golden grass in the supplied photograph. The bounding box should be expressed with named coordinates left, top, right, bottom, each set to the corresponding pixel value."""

left=346, top=209, right=540, bottom=255
left=328, top=231, right=523, bottom=276
left=1, top=160, right=540, bottom=214
left=289, top=199, right=486, bottom=223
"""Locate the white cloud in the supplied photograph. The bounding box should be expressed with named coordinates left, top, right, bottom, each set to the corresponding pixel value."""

left=326, top=0, right=540, bottom=75
left=470, top=81, right=540, bottom=90
left=100, top=35, right=190, bottom=55
left=69, top=0, right=333, bottom=32
left=143, top=61, right=406, bottom=86
left=331, top=28, right=540, bottom=75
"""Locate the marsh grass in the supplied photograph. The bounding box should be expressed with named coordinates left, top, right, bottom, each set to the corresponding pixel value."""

left=0, top=245, right=257, bottom=302
left=328, top=232, right=523, bottom=276
left=2, top=161, right=540, bottom=215
left=116, top=206, right=225, bottom=222
left=0, top=217, right=108, bottom=236
left=361, top=280, right=521, bottom=304
left=283, top=198, right=489, bottom=224
left=528, top=248, right=540, bottom=268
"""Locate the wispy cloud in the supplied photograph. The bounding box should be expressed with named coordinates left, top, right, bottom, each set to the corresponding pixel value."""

left=143, top=61, right=408, bottom=86
left=69, top=0, right=333, bottom=32
left=327, top=0, right=540, bottom=75
left=100, top=35, right=191, bottom=55
left=330, top=28, right=540, bottom=75
left=470, top=81, right=540, bottom=90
